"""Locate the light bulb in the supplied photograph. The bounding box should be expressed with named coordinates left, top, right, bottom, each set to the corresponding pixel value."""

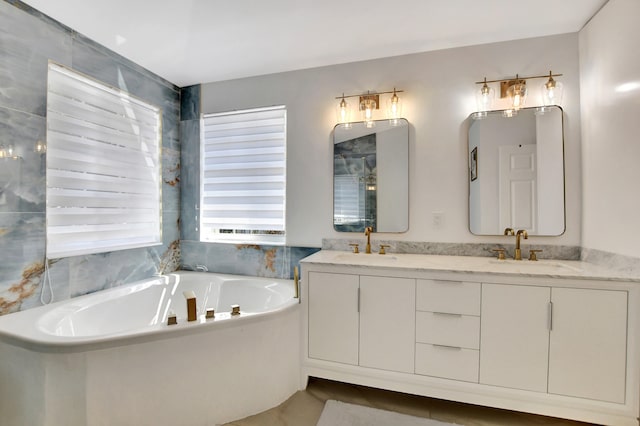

left=336, top=94, right=352, bottom=128
left=386, top=89, right=402, bottom=125
left=35, top=140, right=47, bottom=153
left=361, top=97, right=376, bottom=128
left=507, top=76, right=527, bottom=111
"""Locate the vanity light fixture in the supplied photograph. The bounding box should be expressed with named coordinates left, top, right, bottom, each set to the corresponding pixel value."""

left=335, top=88, right=404, bottom=128
left=505, top=75, right=527, bottom=112
left=336, top=93, right=352, bottom=129
left=541, top=71, right=564, bottom=107
left=0, top=144, right=20, bottom=159
left=473, top=78, right=495, bottom=119
left=360, top=93, right=378, bottom=128
left=474, top=71, right=563, bottom=117
left=387, top=88, right=403, bottom=126
left=35, top=140, right=47, bottom=154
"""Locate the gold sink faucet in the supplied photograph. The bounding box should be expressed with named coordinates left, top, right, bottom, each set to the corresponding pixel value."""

left=364, top=226, right=373, bottom=254
left=504, top=227, right=515, bottom=236
left=514, top=229, right=528, bottom=260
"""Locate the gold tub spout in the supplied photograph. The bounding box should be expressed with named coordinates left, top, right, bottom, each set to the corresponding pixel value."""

left=183, top=290, right=197, bottom=321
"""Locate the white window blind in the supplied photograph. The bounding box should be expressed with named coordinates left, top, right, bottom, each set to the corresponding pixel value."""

left=333, top=175, right=362, bottom=225
left=200, top=106, right=286, bottom=245
left=46, top=62, right=162, bottom=259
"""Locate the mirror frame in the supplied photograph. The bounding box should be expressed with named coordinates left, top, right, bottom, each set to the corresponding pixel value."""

left=467, top=106, right=566, bottom=236
left=333, top=118, right=409, bottom=233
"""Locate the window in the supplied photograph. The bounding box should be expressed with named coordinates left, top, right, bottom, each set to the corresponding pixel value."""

left=46, top=62, right=162, bottom=258
left=333, top=175, right=364, bottom=226
left=200, top=106, right=286, bottom=245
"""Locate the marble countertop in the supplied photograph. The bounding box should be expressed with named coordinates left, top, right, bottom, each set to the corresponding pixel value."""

left=300, top=250, right=640, bottom=283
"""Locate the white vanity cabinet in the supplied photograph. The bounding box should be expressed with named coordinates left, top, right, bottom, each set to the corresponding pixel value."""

left=359, top=275, right=415, bottom=373
left=547, top=287, right=627, bottom=403
left=308, top=272, right=359, bottom=365
left=307, top=271, right=415, bottom=373
left=480, top=284, right=628, bottom=403
left=300, top=251, right=640, bottom=426
left=415, top=279, right=481, bottom=382
left=480, top=284, right=551, bottom=392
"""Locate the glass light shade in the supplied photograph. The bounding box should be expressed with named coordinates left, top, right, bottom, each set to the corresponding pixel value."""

left=502, top=108, right=518, bottom=118
left=35, top=140, right=47, bottom=153
left=361, top=98, right=376, bottom=128
left=542, top=75, right=563, bottom=106
left=475, top=80, right=494, bottom=113
left=336, top=96, right=352, bottom=128
left=508, top=82, right=527, bottom=111
left=386, top=90, right=402, bottom=125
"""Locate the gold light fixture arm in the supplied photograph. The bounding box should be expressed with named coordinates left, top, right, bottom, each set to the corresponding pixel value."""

left=474, top=72, right=562, bottom=85
left=335, top=89, right=404, bottom=100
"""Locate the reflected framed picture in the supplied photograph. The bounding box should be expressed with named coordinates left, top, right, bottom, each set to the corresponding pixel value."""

left=470, top=147, right=478, bottom=181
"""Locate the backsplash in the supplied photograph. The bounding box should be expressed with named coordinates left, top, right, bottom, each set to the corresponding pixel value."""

left=181, top=241, right=318, bottom=279
left=322, top=239, right=581, bottom=261
left=323, top=238, right=640, bottom=275
left=0, top=0, right=181, bottom=315
left=581, top=248, right=640, bottom=277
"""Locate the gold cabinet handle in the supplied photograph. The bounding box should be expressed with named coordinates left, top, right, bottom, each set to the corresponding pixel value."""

left=348, top=243, right=360, bottom=253
left=379, top=244, right=390, bottom=255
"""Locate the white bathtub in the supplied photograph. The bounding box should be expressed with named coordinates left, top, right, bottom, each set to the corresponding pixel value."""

left=0, top=272, right=301, bottom=426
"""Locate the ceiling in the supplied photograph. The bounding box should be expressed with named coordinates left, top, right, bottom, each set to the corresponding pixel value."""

left=21, top=0, right=607, bottom=87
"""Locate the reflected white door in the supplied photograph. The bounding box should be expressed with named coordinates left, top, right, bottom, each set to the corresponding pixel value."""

left=499, top=144, right=537, bottom=233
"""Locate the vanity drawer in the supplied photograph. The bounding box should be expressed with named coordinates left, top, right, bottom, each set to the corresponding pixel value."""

left=415, top=343, right=479, bottom=383
left=416, top=311, right=480, bottom=349
left=416, top=279, right=480, bottom=315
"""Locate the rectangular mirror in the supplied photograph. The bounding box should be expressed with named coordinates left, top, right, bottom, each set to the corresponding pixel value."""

left=333, top=119, right=409, bottom=232
left=468, top=106, right=565, bottom=236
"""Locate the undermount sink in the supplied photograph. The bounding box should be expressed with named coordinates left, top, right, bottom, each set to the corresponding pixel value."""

left=333, top=253, right=399, bottom=264
left=487, top=259, right=583, bottom=273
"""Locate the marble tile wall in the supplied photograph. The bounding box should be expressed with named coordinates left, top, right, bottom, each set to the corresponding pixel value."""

left=0, top=0, right=181, bottom=315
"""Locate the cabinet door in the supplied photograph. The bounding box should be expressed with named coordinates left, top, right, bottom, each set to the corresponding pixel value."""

left=359, top=275, right=415, bottom=373
left=480, top=283, right=550, bottom=392
left=548, top=288, right=627, bottom=403
left=308, top=272, right=359, bottom=365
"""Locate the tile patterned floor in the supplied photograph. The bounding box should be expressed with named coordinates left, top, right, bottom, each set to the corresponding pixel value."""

left=223, top=378, right=593, bottom=426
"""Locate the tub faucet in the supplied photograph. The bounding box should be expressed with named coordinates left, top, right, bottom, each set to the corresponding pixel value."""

left=514, top=229, right=528, bottom=260
left=364, top=226, right=373, bottom=254
left=183, top=290, right=197, bottom=321
left=195, top=264, right=208, bottom=272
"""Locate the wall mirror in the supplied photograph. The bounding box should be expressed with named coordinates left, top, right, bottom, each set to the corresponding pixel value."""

left=468, top=106, right=565, bottom=236
left=333, top=119, right=408, bottom=232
